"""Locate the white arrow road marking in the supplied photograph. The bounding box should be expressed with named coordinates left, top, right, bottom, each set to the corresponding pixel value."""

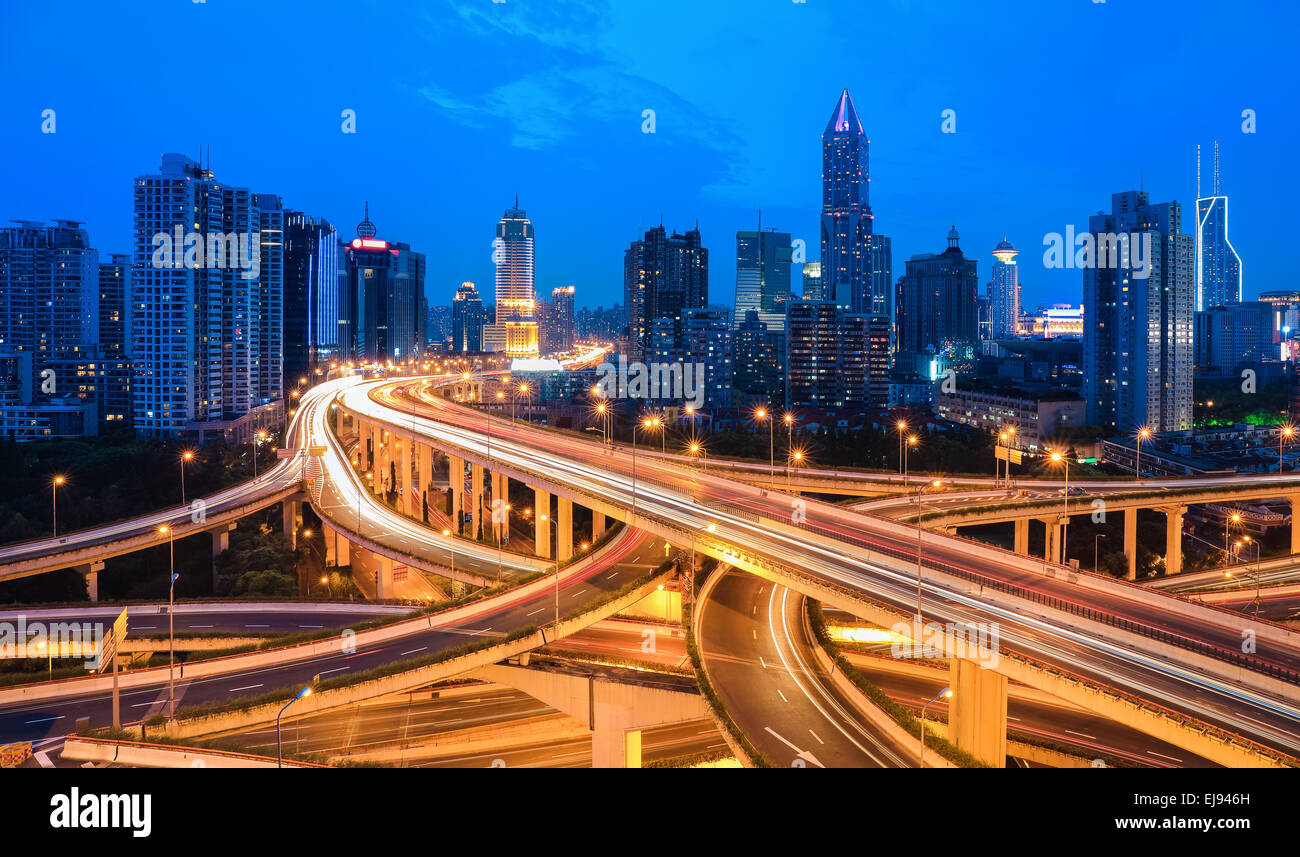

left=764, top=726, right=825, bottom=768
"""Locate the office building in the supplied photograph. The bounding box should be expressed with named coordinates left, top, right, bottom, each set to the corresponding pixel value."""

left=484, top=201, right=539, bottom=357
left=734, top=221, right=792, bottom=333
left=283, top=211, right=337, bottom=390
left=801, top=261, right=823, bottom=301
left=895, top=227, right=980, bottom=372
left=1195, top=142, right=1243, bottom=311
left=452, top=282, right=486, bottom=352
left=989, top=237, right=1020, bottom=339
left=1195, top=302, right=1275, bottom=372
left=339, top=206, right=426, bottom=364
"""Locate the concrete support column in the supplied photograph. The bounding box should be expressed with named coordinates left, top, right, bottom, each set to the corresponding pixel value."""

left=449, top=455, right=464, bottom=533
left=1012, top=518, right=1029, bottom=555
left=400, top=439, right=414, bottom=515
left=593, top=511, right=606, bottom=539
left=283, top=500, right=301, bottom=550
left=557, top=497, right=574, bottom=562
left=372, top=427, right=385, bottom=494
left=948, top=658, right=1008, bottom=768
left=325, top=529, right=337, bottom=565
left=1124, top=508, right=1138, bottom=580
left=1040, top=517, right=1061, bottom=565
left=1163, top=505, right=1187, bottom=577
left=471, top=464, right=484, bottom=541
left=418, top=444, right=433, bottom=522
left=374, top=554, right=394, bottom=600
left=82, top=561, right=104, bottom=602
left=591, top=715, right=641, bottom=769
left=535, top=488, right=552, bottom=560
left=335, top=532, right=351, bottom=568
left=1290, top=496, right=1300, bottom=555
left=334, top=404, right=344, bottom=436
left=491, top=472, right=508, bottom=542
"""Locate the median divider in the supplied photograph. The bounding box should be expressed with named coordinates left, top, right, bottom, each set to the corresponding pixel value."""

left=62, top=734, right=328, bottom=769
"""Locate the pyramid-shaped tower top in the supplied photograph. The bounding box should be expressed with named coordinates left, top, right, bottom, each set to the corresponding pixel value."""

left=825, top=88, right=864, bottom=136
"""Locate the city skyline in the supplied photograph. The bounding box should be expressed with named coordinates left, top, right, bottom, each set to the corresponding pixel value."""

left=2, top=0, right=1291, bottom=314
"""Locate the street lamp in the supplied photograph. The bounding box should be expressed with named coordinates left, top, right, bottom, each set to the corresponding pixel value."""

left=180, top=450, right=195, bottom=504
left=754, top=407, right=774, bottom=489
left=51, top=475, right=66, bottom=537
left=787, top=448, right=805, bottom=491
left=1049, top=450, right=1072, bottom=565
left=904, top=436, right=918, bottom=482
left=783, top=412, right=796, bottom=471
left=1225, top=538, right=1262, bottom=617
left=896, top=421, right=908, bottom=476
left=1134, top=426, right=1152, bottom=479
left=35, top=639, right=51, bottom=681
left=919, top=686, right=952, bottom=768
left=1281, top=425, right=1295, bottom=473
left=277, top=686, right=312, bottom=768
left=252, top=430, right=269, bottom=478
left=1226, top=511, right=1243, bottom=556
left=595, top=402, right=609, bottom=445
left=632, top=415, right=662, bottom=517
left=158, top=524, right=178, bottom=719
left=916, top=479, right=943, bottom=626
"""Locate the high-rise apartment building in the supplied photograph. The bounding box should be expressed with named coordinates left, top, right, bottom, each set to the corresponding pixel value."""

left=624, top=223, right=708, bottom=362
left=130, top=154, right=285, bottom=436
left=452, top=281, right=486, bottom=352
left=539, top=285, right=576, bottom=354
left=732, top=310, right=785, bottom=408
left=786, top=301, right=881, bottom=410
left=1082, top=190, right=1194, bottom=433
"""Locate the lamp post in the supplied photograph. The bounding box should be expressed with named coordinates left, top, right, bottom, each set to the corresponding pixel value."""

left=1226, top=511, right=1242, bottom=557
left=916, top=479, right=943, bottom=626
left=1134, top=427, right=1151, bottom=479
left=158, top=524, right=177, bottom=719
left=788, top=449, right=804, bottom=492
left=896, top=421, right=908, bottom=476
left=51, top=475, right=66, bottom=537
left=904, top=436, right=918, bottom=483
left=1226, top=537, right=1262, bottom=616
left=252, top=430, right=268, bottom=479
left=919, top=686, right=952, bottom=768
left=1049, top=450, right=1071, bottom=565
left=1281, top=426, right=1295, bottom=473
left=277, top=686, right=312, bottom=768
left=596, top=402, right=609, bottom=445
left=755, top=407, right=773, bottom=489
left=180, top=450, right=195, bottom=504
left=632, top=415, right=662, bottom=518
left=783, top=412, right=795, bottom=473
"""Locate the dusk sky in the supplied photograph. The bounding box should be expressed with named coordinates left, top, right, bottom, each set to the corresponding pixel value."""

left=2, top=0, right=1294, bottom=312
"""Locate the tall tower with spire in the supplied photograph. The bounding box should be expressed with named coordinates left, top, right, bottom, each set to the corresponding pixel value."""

left=820, top=89, right=872, bottom=313
left=990, top=237, right=1021, bottom=339
left=1195, top=141, right=1243, bottom=310
left=488, top=200, right=539, bottom=357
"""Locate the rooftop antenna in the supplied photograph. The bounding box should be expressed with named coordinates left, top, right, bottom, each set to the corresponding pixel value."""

left=1214, top=140, right=1221, bottom=195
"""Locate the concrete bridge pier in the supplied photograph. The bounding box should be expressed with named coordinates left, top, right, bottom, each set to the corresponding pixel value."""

left=449, top=455, right=465, bottom=533
left=417, top=443, right=433, bottom=522
left=283, top=500, right=302, bottom=550
left=212, top=523, right=236, bottom=589
left=399, top=438, right=413, bottom=514
left=1162, top=505, right=1187, bottom=577
left=323, top=526, right=351, bottom=568
left=1012, top=518, right=1029, bottom=555
left=1040, top=516, right=1063, bottom=565
left=81, top=560, right=105, bottom=602
left=535, top=488, right=552, bottom=559
left=470, top=464, right=484, bottom=541
left=558, top=498, right=574, bottom=561
left=1290, top=495, right=1300, bottom=555
left=491, top=472, right=508, bottom=542
left=593, top=511, right=606, bottom=539
left=949, top=657, right=1007, bottom=767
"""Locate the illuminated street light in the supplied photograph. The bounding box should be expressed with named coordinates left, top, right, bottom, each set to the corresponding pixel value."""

left=158, top=524, right=178, bottom=719
left=277, top=686, right=312, bottom=768
left=1281, top=425, right=1295, bottom=473
left=51, top=475, right=66, bottom=537
left=1134, top=426, right=1152, bottom=479
left=920, top=687, right=953, bottom=768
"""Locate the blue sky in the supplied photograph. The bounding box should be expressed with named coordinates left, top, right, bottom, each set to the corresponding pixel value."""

left=1, top=0, right=1295, bottom=312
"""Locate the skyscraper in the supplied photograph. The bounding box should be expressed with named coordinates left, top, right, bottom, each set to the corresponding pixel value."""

left=732, top=310, right=785, bottom=407
left=624, top=223, right=708, bottom=362
left=339, top=206, right=425, bottom=364
left=0, top=219, right=98, bottom=383
left=1195, top=142, right=1243, bottom=310
left=733, top=220, right=792, bottom=333
left=130, top=154, right=284, bottom=437
left=452, top=282, right=486, bottom=352
left=486, top=201, right=539, bottom=357
left=801, top=261, right=823, bottom=301
left=1082, top=190, right=1194, bottom=433
left=283, top=211, right=338, bottom=389
left=821, top=89, right=871, bottom=313
left=989, top=237, right=1021, bottom=339
left=681, top=307, right=732, bottom=409
left=895, top=227, right=980, bottom=372
left=786, top=301, right=842, bottom=409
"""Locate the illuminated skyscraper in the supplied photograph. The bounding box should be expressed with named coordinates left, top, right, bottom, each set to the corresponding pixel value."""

left=895, top=227, right=980, bottom=372
left=990, top=237, right=1021, bottom=339
left=624, top=223, right=708, bottom=362
left=487, top=200, right=539, bottom=357
left=1195, top=142, right=1243, bottom=310
left=452, top=281, right=486, bottom=352
left=734, top=218, right=792, bottom=333
left=1083, top=190, right=1193, bottom=433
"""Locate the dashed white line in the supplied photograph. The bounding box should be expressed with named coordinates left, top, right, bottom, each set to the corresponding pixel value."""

left=776, top=689, right=788, bottom=703
left=230, top=684, right=263, bottom=692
